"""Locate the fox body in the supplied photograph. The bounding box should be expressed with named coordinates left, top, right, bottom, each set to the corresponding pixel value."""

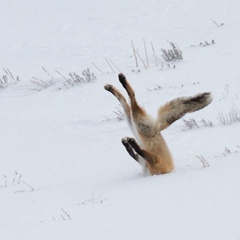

left=104, top=73, right=212, bottom=175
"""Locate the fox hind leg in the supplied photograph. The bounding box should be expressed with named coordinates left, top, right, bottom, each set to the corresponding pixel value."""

left=104, top=84, right=133, bottom=130
left=118, top=73, right=136, bottom=98
left=118, top=73, right=156, bottom=138
left=118, top=73, right=143, bottom=113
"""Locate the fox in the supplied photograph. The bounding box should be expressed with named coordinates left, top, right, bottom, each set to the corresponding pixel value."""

left=104, top=73, right=212, bottom=175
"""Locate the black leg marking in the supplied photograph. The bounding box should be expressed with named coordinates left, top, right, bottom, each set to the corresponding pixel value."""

left=118, top=73, right=127, bottom=86
left=127, top=138, right=142, bottom=153
left=121, top=138, right=139, bottom=162
left=127, top=138, right=156, bottom=165
left=104, top=84, right=115, bottom=95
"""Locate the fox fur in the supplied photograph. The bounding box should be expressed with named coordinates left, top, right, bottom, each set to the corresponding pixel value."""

left=104, top=73, right=212, bottom=175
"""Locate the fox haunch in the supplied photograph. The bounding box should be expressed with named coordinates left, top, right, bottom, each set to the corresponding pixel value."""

left=104, top=73, right=212, bottom=175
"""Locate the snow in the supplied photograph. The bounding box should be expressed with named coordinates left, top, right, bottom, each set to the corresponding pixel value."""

left=0, top=0, right=240, bottom=239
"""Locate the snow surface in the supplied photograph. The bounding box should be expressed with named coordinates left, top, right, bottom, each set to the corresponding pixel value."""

left=0, top=0, right=240, bottom=239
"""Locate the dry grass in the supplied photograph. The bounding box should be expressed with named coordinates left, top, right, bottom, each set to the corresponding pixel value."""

left=0, top=68, right=21, bottom=89
left=217, top=106, right=240, bottom=125
left=196, top=155, right=210, bottom=167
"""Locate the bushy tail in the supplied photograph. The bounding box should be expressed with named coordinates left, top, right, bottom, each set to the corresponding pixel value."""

left=157, top=92, right=212, bottom=130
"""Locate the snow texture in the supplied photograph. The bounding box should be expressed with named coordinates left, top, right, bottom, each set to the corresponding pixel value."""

left=0, top=0, right=240, bottom=239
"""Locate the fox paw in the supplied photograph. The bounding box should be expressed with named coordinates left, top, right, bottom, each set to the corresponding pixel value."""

left=127, top=137, right=136, bottom=144
left=122, top=137, right=136, bottom=144
left=121, top=137, right=130, bottom=144
left=118, top=73, right=127, bottom=85
left=127, top=138, right=141, bottom=151
left=104, top=84, right=114, bottom=92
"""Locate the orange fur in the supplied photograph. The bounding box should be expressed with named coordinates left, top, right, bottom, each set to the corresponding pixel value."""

left=104, top=73, right=212, bottom=175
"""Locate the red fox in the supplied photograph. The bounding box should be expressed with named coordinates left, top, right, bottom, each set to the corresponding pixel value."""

left=104, top=73, right=212, bottom=175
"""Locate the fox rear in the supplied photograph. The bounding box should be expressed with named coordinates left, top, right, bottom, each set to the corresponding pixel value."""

left=104, top=73, right=212, bottom=175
